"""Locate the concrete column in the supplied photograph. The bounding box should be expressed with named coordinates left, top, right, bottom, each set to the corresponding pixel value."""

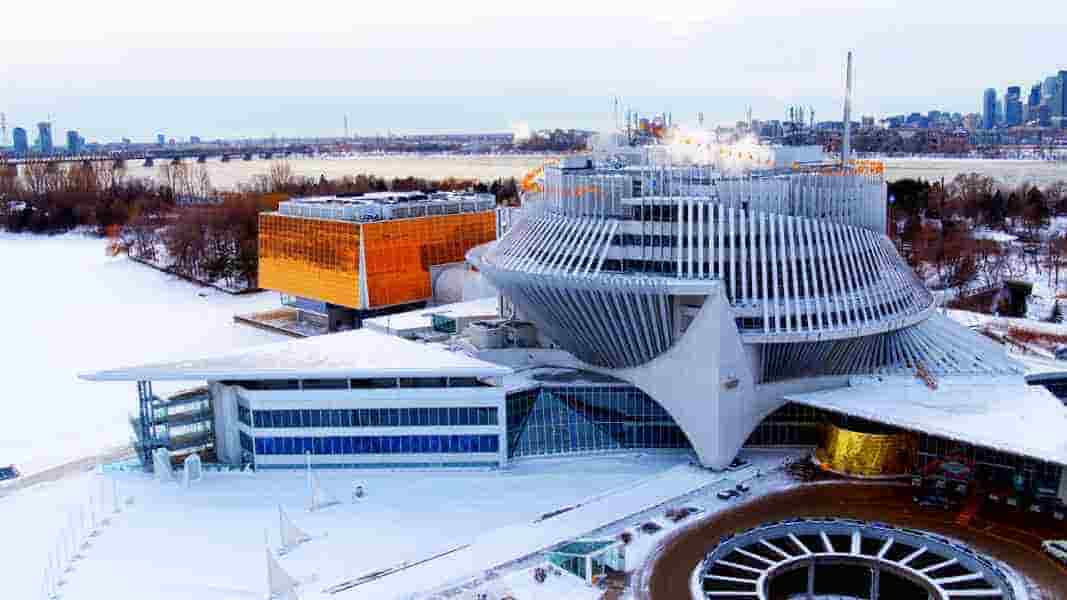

left=870, top=567, right=880, bottom=600
left=807, top=561, right=815, bottom=599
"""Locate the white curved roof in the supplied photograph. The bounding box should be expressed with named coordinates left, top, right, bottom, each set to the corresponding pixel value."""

left=79, top=329, right=510, bottom=382
left=787, top=375, right=1067, bottom=466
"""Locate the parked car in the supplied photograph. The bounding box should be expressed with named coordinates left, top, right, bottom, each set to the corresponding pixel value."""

left=913, top=494, right=951, bottom=510
left=1042, top=540, right=1067, bottom=566
left=726, top=458, right=749, bottom=471
left=0, top=465, right=20, bottom=482
left=735, top=482, right=751, bottom=493
left=717, top=489, right=739, bottom=500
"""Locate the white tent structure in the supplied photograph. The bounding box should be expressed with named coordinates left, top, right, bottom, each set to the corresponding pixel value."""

left=152, top=448, right=174, bottom=482
left=265, top=531, right=301, bottom=600
left=304, top=453, right=339, bottom=512
left=182, top=453, right=203, bottom=488
left=278, top=506, right=311, bottom=555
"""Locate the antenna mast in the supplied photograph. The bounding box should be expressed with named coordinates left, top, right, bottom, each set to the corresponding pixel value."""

left=0, top=113, right=7, bottom=146
left=842, top=51, right=853, bottom=166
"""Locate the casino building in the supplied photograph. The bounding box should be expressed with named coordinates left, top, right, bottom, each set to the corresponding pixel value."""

left=81, top=149, right=1067, bottom=510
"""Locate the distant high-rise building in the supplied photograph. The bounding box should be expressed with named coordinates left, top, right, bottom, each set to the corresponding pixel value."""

left=121, top=137, right=132, bottom=145
left=1044, top=76, right=1060, bottom=101
left=37, top=122, right=54, bottom=154
left=1037, top=104, right=1052, bottom=127
left=12, top=127, right=29, bottom=155
left=189, top=135, right=202, bottom=144
left=66, top=130, right=83, bottom=154
left=982, top=88, right=997, bottom=129
left=1029, top=83, right=1043, bottom=108
left=157, top=133, right=165, bottom=145
left=1005, top=86, right=1023, bottom=127
left=1027, top=82, right=1043, bottom=122
left=1056, top=70, right=1067, bottom=126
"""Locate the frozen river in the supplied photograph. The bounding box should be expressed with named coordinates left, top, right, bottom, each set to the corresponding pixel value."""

left=0, top=234, right=284, bottom=475
left=113, top=154, right=1067, bottom=190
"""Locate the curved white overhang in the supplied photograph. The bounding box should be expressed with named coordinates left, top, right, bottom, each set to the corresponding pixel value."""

left=786, top=375, right=1067, bottom=467
left=79, top=329, right=511, bottom=382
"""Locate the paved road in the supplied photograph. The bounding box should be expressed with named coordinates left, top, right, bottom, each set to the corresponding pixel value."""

left=643, top=483, right=1067, bottom=600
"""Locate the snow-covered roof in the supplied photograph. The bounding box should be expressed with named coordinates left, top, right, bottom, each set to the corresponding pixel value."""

left=363, top=297, right=500, bottom=334
left=79, top=329, right=511, bottom=382
left=786, top=375, right=1067, bottom=466
left=501, top=366, right=630, bottom=394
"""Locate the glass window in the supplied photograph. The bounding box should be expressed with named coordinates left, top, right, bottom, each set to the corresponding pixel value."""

left=399, top=377, right=447, bottom=388
left=448, top=377, right=484, bottom=388
left=350, top=378, right=398, bottom=389
left=301, top=379, right=349, bottom=390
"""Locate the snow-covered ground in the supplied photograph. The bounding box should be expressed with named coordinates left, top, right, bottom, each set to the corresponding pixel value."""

left=0, top=233, right=283, bottom=475
left=7, top=452, right=709, bottom=600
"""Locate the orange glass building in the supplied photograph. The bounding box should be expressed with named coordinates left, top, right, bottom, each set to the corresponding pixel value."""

left=259, top=192, right=497, bottom=321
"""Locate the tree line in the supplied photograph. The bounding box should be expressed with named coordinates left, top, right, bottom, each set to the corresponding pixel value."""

left=888, top=174, right=1067, bottom=310
left=0, top=160, right=520, bottom=291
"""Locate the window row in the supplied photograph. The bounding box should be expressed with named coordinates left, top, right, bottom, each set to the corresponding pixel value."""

left=253, top=434, right=500, bottom=456
left=249, top=406, right=498, bottom=429
left=221, top=377, right=489, bottom=391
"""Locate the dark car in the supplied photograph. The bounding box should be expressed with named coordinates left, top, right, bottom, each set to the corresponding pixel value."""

left=0, top=465, right=20, bottom=482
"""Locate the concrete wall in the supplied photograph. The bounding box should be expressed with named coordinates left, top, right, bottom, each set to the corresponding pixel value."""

left=209, top=382, right=242, bottom=466
left=603, top=287, right=849, bottom=469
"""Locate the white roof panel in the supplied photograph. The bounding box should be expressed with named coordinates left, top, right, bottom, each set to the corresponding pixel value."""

left=80, top=329, right=510, bottom=382
left=786, top=375, right=1067, bottom=466
left=362, top=297, right=500, bottom=334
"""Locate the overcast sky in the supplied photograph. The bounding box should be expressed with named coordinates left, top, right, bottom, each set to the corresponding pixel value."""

left=3, top=1, right=1065, bottom=141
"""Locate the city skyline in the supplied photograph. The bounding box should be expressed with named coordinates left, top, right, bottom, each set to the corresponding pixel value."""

left=3, top=2, right=1067, bottom=141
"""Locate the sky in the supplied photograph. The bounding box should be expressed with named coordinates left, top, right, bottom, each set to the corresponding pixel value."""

left=2, top=0, right=1066, bottom=142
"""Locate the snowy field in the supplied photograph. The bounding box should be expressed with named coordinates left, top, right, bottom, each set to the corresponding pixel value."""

left=0, top=233, right=283, bottom=475
left=5, top=452, right=718, bottom=600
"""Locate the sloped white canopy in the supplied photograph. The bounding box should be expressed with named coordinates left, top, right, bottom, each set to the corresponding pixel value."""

left=79, top=329, right=510, bottom=382
left=786, top=375, right=1067, bottom=467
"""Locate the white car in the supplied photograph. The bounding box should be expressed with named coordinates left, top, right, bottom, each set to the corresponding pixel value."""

left=1042, top=540, right=1067, bottom=565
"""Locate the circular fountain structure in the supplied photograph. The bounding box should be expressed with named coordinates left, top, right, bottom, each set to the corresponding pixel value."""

left=698, top=518, right=1018, bottom=600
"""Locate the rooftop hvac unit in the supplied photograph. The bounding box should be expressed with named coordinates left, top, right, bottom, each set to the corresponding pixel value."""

left=467, top=321, right=507, bottom=349
left=506, top=321, right=538, bottom=348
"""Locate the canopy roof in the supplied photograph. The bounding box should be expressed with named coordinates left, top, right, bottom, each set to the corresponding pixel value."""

left=80, top=329, right=510, bottom=382
left=786, top=375, right=1067, bottom=467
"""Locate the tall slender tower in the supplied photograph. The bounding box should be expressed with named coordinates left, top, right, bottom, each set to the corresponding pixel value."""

left=0, top=113, right=7, bottom=146
left=842, top=51, right=853, bottom=166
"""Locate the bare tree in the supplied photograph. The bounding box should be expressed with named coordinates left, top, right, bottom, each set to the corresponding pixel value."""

left=268, top=161, right=293, bottom=193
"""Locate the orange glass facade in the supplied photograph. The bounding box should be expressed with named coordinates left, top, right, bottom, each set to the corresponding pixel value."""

left=259, top=211, right=496, bottom=310
left=259, top=214, right=362, bottom=309
left=362, top=212, right=496, bottom=307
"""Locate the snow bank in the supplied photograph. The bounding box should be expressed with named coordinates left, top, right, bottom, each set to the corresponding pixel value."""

left=9, top=453, right=689, bottom=600
left=0, top=233, right=283, bottom=475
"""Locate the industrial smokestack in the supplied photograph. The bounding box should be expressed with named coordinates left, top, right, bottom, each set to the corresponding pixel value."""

left=842, top=51, right=853, bottom=167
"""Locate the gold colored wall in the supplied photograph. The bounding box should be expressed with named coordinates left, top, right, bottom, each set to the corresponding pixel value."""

left=258, top=214, right=362, bottom=309
left=361, top=212, right=496, bottom=308
left=815, top=423, right=916, bottom=478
